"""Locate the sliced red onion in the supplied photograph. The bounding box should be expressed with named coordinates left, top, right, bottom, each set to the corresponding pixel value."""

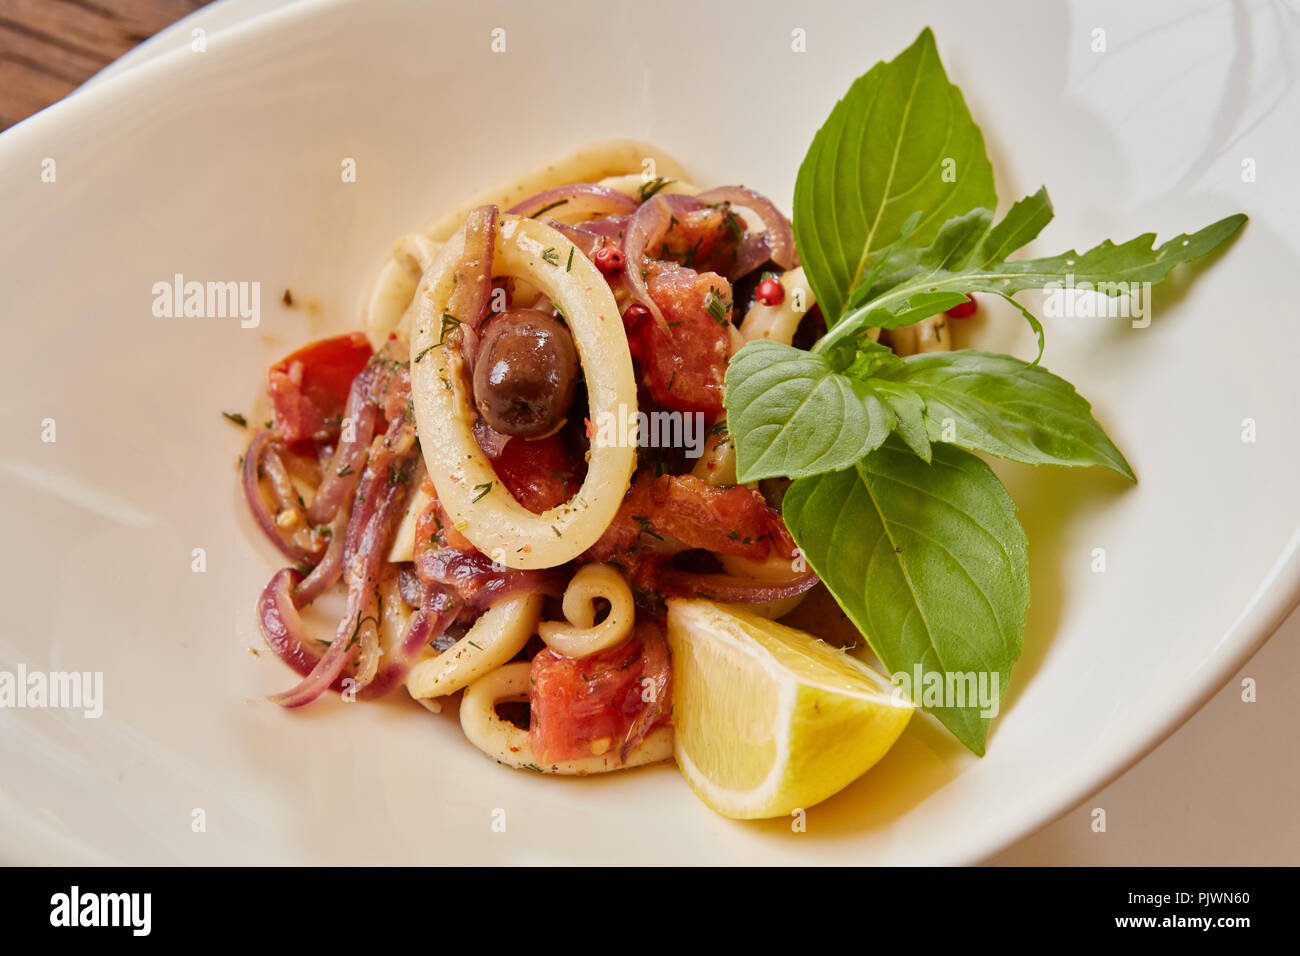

left=268, top=614, right=358, bottom=708
left=624, top=194, right=704, bottom=333
left=415, top=545, right=566, bottom=610
left=472, top=419, right=511, bottom=458
left=292, top=506, right=349, bottom=606
left=397, top=563, right=424, bottom=607
left=242, top=430, right=316, bottom=565
left=694, top=186, right=796, bottom=270
left=619, top=624, right=671, bottom=762
left=547, top=215, right=631, bottom=258
left=730, top=232, right=775, bottom=280
left=257, top=568, right=349, bottom=689
left=306, top=360, right=383, bottom=526
left=450, top=204, right=496, bottom=334
left=359, top=586, right=460, bottom=700
left=652, top=566, right=819, bottom=604
left=508, top=184, right=638, bottom=221
left=272, top=413, right=421, bottom=708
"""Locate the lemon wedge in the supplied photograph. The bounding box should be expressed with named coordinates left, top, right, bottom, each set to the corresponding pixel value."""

left=666, top=598, right=913, bottom=819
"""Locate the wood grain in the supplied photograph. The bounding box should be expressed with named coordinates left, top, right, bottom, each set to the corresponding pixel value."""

left=0, top=0, right=209, bottom=129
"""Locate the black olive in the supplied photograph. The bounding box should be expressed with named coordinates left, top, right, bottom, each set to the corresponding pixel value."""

left=472, top=309, right=578, bottom=437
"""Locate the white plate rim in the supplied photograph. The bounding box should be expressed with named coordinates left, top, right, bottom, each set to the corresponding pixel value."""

left=4, top=0, right=1297, bottom=866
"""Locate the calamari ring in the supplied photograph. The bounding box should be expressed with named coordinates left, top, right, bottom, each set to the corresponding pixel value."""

left=459, top=662, right=674, bottom=775
left=405, top=592, right=544, bottom=700
left=409, top=214, right=637, bottom=570
left=537, top=563, right=635, bottom=658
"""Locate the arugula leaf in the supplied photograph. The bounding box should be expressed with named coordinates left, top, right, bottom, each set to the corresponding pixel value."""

left=793, top=28, right=995, bottom=326
left=782, top=440, right=1029, bottom=754
left=878, top=349, right=1136, bottom=479
left=819, top=200, right=1247, bottom=355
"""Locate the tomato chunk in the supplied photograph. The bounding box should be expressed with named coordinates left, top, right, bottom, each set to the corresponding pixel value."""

left=642, top=263, right=732, bottom=417
left=586, top=472, right=794, bottom=564
left=267, top=333, right=372, bottom=444
left=650, top=205, right=744, bottom=275
left=529, top=622, right=672, bottom=764
left=477, top=432, right=576, bottom=515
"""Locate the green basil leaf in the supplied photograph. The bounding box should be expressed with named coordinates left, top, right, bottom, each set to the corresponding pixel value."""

left=880, top=350, right=1136, bottom=479
left=725, top=341, right=892, bottom=482
left=793, top=27, right=996, bottom=326
left=872, top=382, right=931, bottom=462
left=782, top=440, right=1029, bottom=754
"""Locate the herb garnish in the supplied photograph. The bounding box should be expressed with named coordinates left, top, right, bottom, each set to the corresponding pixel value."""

left=639, top=177, right=673, bottom=201
left=704, top=289, right=730, bottom=325
left=632, top=515, right=663, bottom=541
left=530, top=198, right=569, bottom=219
left=439, top=313, right=462, bottom=344
left=722, top=27, right=1246, bottom=755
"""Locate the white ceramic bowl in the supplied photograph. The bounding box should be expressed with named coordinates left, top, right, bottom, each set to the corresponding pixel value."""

left=2, top=0, right=1297, bottom=864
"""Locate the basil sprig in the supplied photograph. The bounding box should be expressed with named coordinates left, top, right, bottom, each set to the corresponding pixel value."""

left=724, top=28, right=1245, bottom=753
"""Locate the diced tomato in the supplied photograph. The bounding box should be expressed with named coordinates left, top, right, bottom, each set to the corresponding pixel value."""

left=641, top=263, right=732, bottom=417
left=650, top=205, right=745, bottom=275
left=267, top=333, right=372, bottom=444
left=529, top=621, right=672, bottom=764
left=586, top=472, right=792, bottom=564
left=415, top=478, right=474, bottom=551
left=489, top=434, right=576, bottom=514
left=648, top=474, right=789, bottom=559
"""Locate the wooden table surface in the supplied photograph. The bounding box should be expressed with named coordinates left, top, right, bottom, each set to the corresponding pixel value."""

left=0, top=0, right=208, bottom=130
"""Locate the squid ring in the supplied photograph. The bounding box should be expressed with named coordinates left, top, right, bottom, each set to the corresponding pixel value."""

left=409, top=214, right=637, bottom=570
left=459, top=663, right=674, bottom=775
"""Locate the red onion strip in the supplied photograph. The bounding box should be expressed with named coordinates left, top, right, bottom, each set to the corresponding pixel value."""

left=271, top=413, right=420, bottom=708
left=242, top=431, right=316, bottom=565
left=694, top=185, right=796, bottom=270
left=623, top=194, right=703, bottom=334
left=653, top=566, right=819, bottom=604
left=471, top=420, right=511, bottom=458
left=305, top=359, right=383, bottom=526
left=359, top=586, right=460, bottom=700
left=292, top=506, right=349, bottom=606
left=449, top=204, right=496, bottom=354
left=619, top=625, right=671, bottom=762
left=257, top=568, right=350, bottom=688
left=507, top=184, right=637, bottom=221
left=730, top=232, right=775, bottom=280
left=415, top=545, right=566, bottom=610
left=546, top=215, right=630, bottom=259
